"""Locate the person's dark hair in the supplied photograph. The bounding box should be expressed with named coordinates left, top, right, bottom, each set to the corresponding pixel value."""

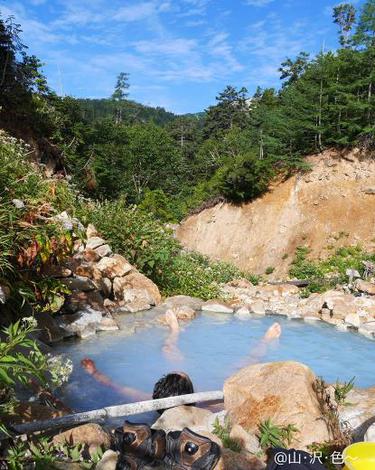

left=152, top=372, right=194, bottom=413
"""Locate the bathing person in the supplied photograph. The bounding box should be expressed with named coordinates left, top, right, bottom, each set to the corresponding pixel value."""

left=81, top=358, right=194, bottom=404
left=81, top=322, right=282, bottom=403
left=162, top=309, right=184, bottom=362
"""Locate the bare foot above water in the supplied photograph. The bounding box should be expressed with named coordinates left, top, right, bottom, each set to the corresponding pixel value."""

left=264, top=322, right=282, bottom=340
left=165, top=309, right=180, bottom=333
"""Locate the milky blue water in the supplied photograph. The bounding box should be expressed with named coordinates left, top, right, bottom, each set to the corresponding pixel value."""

left=54, top=312, right=375, bottom=421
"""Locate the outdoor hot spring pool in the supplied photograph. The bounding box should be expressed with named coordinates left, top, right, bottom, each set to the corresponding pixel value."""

left=54, top=311, right=375, bottom=423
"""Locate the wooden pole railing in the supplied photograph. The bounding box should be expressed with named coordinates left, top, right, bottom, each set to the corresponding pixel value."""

left=1, top=390, right=224, bottom=439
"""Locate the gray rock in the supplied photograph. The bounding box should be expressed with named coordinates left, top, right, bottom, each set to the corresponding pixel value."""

left=12, top=198, right=25, bottom=209
left=94, top=244, right=112, bottom=258
left=57, top=307, right=103, bottom=339
left=62, top=276, right=96, bottom=292
left=365, top=423, right=375, bottom=442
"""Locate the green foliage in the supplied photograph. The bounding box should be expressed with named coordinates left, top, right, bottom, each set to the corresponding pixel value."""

left=81, top=198, right=258, bottom=298
left=138, top=189, right=177, bottom=222
left=334, top=377, right=355, bottom=405
left=258, top=419, right=299, bottom=450
left=81, top=198, right=179, bottom=280
left=5, top=437, right=104, bottom=469
left=265, top=267, right=275, bottom=275
left=212, top=417, right=242, bottom=453
left=0, top=319, right=48, bottom=388
left=160, top=252, right=259, bottom=300
left=290, top=244, right=375, bottom=294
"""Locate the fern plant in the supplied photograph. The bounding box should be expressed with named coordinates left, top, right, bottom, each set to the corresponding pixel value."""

left=334, top=377, right=355, bottom=405
left=258, top=419, right=299, bottom=450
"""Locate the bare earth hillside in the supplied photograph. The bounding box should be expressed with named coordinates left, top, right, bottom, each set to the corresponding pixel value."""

left=177, top=149, right=375, bottom=278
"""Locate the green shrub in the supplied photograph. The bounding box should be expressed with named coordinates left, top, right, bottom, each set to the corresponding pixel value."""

left=80, top=198, right=180, bottom=281
left=265, top=266, right=275, bottom=275
left=258, top=419, right=299, bottom=450
left=160, top=252, right=258, bottom=300
left=290, top=244, right=375, bottom=295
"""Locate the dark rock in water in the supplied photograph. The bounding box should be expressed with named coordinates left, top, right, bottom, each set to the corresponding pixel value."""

left=35, top=312, right=65, bottom=344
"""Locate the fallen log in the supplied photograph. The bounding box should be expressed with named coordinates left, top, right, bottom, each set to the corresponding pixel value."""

left=1, top=390, right=224, bottom=438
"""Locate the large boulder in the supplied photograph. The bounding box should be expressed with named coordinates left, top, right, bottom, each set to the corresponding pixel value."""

left=57, top=307, right=103, bottom=339
left=224, top=361, right=331, bottom=449
left=113, top=272, right=161, bottom=309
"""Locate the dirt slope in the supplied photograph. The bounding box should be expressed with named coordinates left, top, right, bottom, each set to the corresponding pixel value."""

left=176, top=149, right=375, bottom=278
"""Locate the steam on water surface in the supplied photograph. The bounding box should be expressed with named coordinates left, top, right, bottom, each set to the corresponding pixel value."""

left=54, top=311, right=375, bottom=423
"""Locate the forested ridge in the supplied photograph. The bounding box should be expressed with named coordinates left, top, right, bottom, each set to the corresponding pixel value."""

left=0, top=1, right=374, bottom=222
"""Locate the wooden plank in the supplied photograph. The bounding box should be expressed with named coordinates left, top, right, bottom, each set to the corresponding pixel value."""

left=2, top=390, right=224, bottom=438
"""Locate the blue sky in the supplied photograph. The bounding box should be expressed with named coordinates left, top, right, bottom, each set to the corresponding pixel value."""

left=0, top=0, right=365, bottom=114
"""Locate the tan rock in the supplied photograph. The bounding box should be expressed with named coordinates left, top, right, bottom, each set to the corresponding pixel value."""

left=345, top=313, right=361, bottom=329
left=250, top=300, right=266, bottom=315
left=224, top=361, right=331, bottom=449
left=227, top=279, right=254, bottom=289
left=98, top=316, right=119, bottom=331
left=83, top=248, right=101, bottom=263
left=113, top=272, right=161, bottom=306
left=173, top=306, right=197, bottom=321
left=152, top=406, right=213, bottom=434
left=202, top=301, right=234, bottom=313
left=162, top=295, right=204, bottom=311
left=229, top=424, right=261, bottom=454
left=75, top=263, right=102, bottom=282
left=86, top=224, right=99, bottom=239
left=96, top=255, right=133, bottom=279
left=96, top=450, right=118, bottom=470
left=52, top=423, right=111, bottom=454
left=355, top=279, right=375, bottom=295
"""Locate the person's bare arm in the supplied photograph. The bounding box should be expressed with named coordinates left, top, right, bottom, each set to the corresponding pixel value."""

left=81, top=359, right=150, bottom=402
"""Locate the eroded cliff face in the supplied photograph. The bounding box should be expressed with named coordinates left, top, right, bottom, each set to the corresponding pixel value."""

left=177, top=149, right=375, bottom=277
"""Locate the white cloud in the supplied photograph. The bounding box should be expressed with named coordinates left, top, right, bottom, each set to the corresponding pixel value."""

left=133, top=38, right=197, bottom=55
left=114, top=2, right=157, bottom=22
left=245, top=0, right=274, bottom=6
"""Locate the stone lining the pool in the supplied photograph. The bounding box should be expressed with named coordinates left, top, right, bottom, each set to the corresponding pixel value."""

left=212, top=280, right=375, bottom=340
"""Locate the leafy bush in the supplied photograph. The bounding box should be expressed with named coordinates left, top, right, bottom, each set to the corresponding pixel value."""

left=81, top=199, right=258, bottom=299
left=160, top=252, right=258, bottom=300
left=80, top=198, right=180, bottom=281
